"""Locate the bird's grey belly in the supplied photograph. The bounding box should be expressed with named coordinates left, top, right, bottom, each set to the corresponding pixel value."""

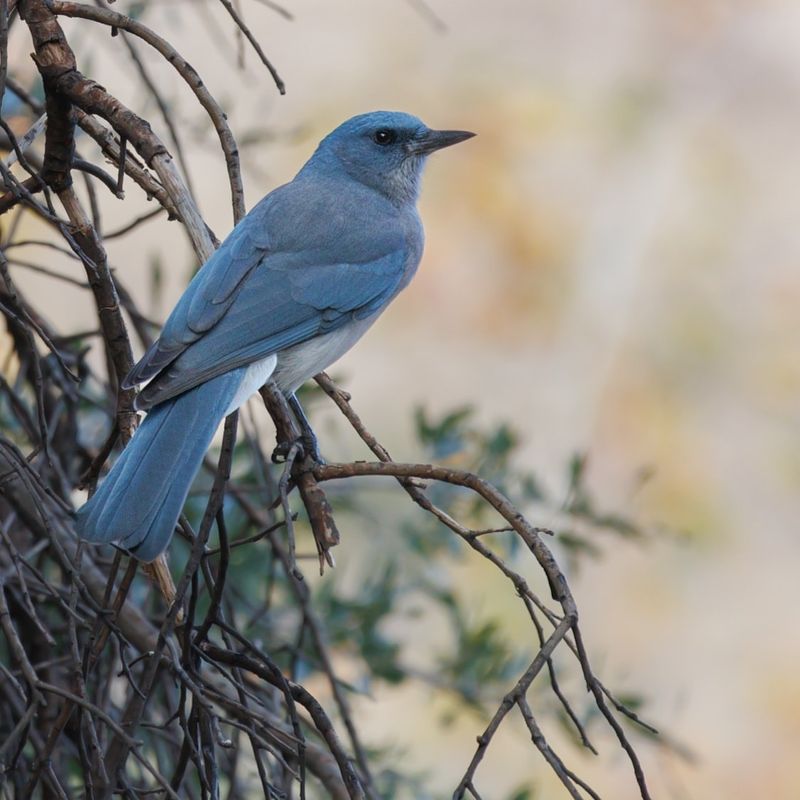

left=272, top=315, right=377, bottom=393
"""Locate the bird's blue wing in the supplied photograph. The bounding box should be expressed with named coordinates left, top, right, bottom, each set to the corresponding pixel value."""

left=124, top=211, right=272, bottom=387
left=135, top=250, right=407, bottom=409
left=129, top=179, right=413, bottom=410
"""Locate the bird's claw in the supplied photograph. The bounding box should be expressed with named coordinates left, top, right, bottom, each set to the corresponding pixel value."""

left=271, top=438, right=302, bottom=464
left=271, top=435, right=325, bottom=466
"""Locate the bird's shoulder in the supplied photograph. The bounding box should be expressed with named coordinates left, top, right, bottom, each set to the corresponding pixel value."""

left=253, top=172, right=421, bottom=261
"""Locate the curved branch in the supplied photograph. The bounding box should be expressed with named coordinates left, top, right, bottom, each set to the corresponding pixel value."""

left=3, top=77, right=169, bottom=217
left=49, top=0, right=246, bottom=224
left=18, top=1, right=214, bottom=258
left=314, top=460, right=575, bottom=613
left=216, top=0, right=286, bottom=94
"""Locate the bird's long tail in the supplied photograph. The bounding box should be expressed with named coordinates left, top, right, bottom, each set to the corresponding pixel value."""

left=75, top=368, right=246, bottom=562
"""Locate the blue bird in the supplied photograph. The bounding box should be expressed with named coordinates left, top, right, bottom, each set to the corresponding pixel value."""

left=75, top=111, right=474, bottom=561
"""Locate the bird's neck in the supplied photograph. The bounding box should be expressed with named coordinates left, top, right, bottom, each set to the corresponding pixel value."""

left=300, top=150, right=422, bottom=209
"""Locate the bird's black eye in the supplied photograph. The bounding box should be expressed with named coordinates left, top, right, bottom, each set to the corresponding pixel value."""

left=373, top=128, right=396, bottom=146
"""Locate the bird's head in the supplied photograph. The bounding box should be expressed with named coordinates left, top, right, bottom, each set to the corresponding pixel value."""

left=307, top=111, right=475, bottom=205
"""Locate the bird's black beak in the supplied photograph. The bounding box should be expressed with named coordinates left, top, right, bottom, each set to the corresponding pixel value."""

left=409, top=128, right=476, bottom=155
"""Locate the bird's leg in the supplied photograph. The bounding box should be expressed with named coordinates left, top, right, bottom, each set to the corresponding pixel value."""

left=288, top=392, right=324, bottom=463
left=271, top=392, right=324, bottom=464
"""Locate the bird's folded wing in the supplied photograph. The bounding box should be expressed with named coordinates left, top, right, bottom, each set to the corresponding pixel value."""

left=124, top=215, right=273, bottom=388
left=126, top=178, right=409, bottom=402
left=132, top=241, right=408, bottom=410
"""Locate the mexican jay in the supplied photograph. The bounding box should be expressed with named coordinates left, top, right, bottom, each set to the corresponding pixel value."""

left=75, top=111, right=474, bottom=561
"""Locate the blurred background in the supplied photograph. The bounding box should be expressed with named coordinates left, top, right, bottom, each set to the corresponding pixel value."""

left=4, top=0, right=800, bottom=796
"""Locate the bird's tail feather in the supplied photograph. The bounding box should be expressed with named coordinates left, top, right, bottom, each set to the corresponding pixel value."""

left=75, top=368, right=245, bottom=562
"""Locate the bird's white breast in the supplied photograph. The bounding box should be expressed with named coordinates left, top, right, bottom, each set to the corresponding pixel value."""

left=272, top=316, right=377, bottom=394
left=222, top=315, right=378, bottom=414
